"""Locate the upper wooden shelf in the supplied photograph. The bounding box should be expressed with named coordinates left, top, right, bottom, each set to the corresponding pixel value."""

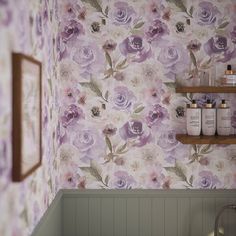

left=175, top=86, right=236, bottom=93
left=176, top=134, right=236, bottom=144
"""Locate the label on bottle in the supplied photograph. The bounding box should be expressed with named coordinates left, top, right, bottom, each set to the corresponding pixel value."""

left=202, top=108, right=216, bottom=136
left=217, top=108, right=231, bottom=135
left=186, top=108, right=201, bottom=136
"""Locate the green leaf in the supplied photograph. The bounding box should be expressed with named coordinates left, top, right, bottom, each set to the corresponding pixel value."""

left=164, top=82, right=176, bottom=88
left=133, top=21, right=145, bottom=29
left=79, top=81, right=103, bottom=98
left=81, top=0, right=103, bottom=13
left=218, top=21, right=229, bottom=29
left=116, top=58, right=127, bottom=70
left=165, top=162, right=187, bottom=182
left=104, top=6, right=109, bottom=16
left=105, top=52, right=112, bottom=68
left=20, top=208, right=29, bottom=225
left=189, top=6, right=194, bottom=16
left=189, top=175, right=193, bottom=185
left=105, top=135, right=113, bottom=153
left=166, top=0, right=187, bottom=13
left=134, top=106, right=145, bottom=113
left=200, top=144, right=212, bottom=154
left=104, top=90, right=109, bottom=101
left=190, top=50, right=197, bottom=68
left=116, top=142, right=127, bottom=154
left=104, top=175, right=109, bottom=185
left=80, top=161, right=103, bottom=182
left=192, top=144, right=198, bottom=153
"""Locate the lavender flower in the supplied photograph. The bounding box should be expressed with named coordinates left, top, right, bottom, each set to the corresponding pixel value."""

left=157, top=42, right=189, bottom=79
left=112, top=171, right=136, bottom=189
left=145, top=19, right=169, bottom=43
left=197, top=171, right=220, bottom=189
left=194, top=94, right=217, bottom=108
left=72, top=126, right=106, bottom=163
left=102, top=39, right=117, bottom=51
left=119, top=35, right=152, bottom=63
left=119, top=120, right=151, bottom=147
left=112, top=86, right=136, bottom=111
left=60, top=104, right=85, bottom=128
left=187, top=39, right=201, bottom=52
left=103, top=124, right=117, bottom=136
left=195, top=1, right=220, bottom=26
left=204, top=35, right=236, bottom=62
left=146, top=104, right=169, bottom=128
left=72, top=40, right=105, bottom=78
left=60, top=19, right=85, bottom=45
left=109, top=1, right=136, bottom=26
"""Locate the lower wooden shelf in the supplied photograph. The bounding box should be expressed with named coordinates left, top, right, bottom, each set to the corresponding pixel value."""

left=176, top=134, right=236, bottom=144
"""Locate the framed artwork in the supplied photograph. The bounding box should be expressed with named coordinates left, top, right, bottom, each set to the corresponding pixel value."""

left=12, top=53, right=42, bottom=182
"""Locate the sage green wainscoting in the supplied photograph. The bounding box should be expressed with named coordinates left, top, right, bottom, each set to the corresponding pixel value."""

left=32, top=190, right=236, bottom=236
left=31, top=190, right=62, bottom=236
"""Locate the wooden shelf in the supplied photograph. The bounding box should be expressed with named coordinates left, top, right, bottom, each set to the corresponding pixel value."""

left=176, top=134, right=236, bottom=144
left=175, top=86, right=236, bottom=93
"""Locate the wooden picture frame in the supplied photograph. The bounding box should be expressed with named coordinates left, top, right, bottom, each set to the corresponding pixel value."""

left=12, top=53, right=42, bottom=182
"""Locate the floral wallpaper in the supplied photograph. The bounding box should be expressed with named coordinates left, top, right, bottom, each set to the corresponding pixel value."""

left=1, top=0, right=236, bottom=235
left=57, top=0, right=236, bottom=190
left=0, top=0, right=60, bottom=236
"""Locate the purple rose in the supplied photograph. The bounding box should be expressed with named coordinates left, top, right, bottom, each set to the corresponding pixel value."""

left=112, top=86, right=136, bottom=111
left=157, top=129, right=178, bottom=151
left=119, top=120, right=152, bottom=147
left=197, top=171, right=220, bottom=189
left=60, top=19, right=85, bottom=45
left=112, top=171, right=136, bottom=189
left=145, top=19, right=169, bottom=43
left=204, top=36, right=236, bottom=62
left=109, top=1, right=136, bottom=26
left=72, top=40, right=105, bottom=78
left=119, top=35, right=152, bottom=63
left=195, top=1, right=220, bottom=26
left=230, top=26, right=236, bottom=44
left=72, top=126, right=105, bottom=163
left=60, top=104, right=85, bottom=128
left=157, top=42, right=189, bottom=79
left=146, top=104, right=169, bottom=128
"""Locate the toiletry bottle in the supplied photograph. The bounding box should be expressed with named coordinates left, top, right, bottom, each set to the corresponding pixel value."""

left=222, top=65, right=236, bottom=86
left=186, top=100, right=201, bottom=136
left=217, top=99, right=231, bottom=136
left=202, top=99, right=216, bottom=136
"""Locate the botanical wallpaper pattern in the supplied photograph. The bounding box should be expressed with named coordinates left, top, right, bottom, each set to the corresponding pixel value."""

left=1, top=0, right=236, bottom=235
left=0, top=0, right=60, bottom=235
left=57, top=0, right=236, bottom=190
